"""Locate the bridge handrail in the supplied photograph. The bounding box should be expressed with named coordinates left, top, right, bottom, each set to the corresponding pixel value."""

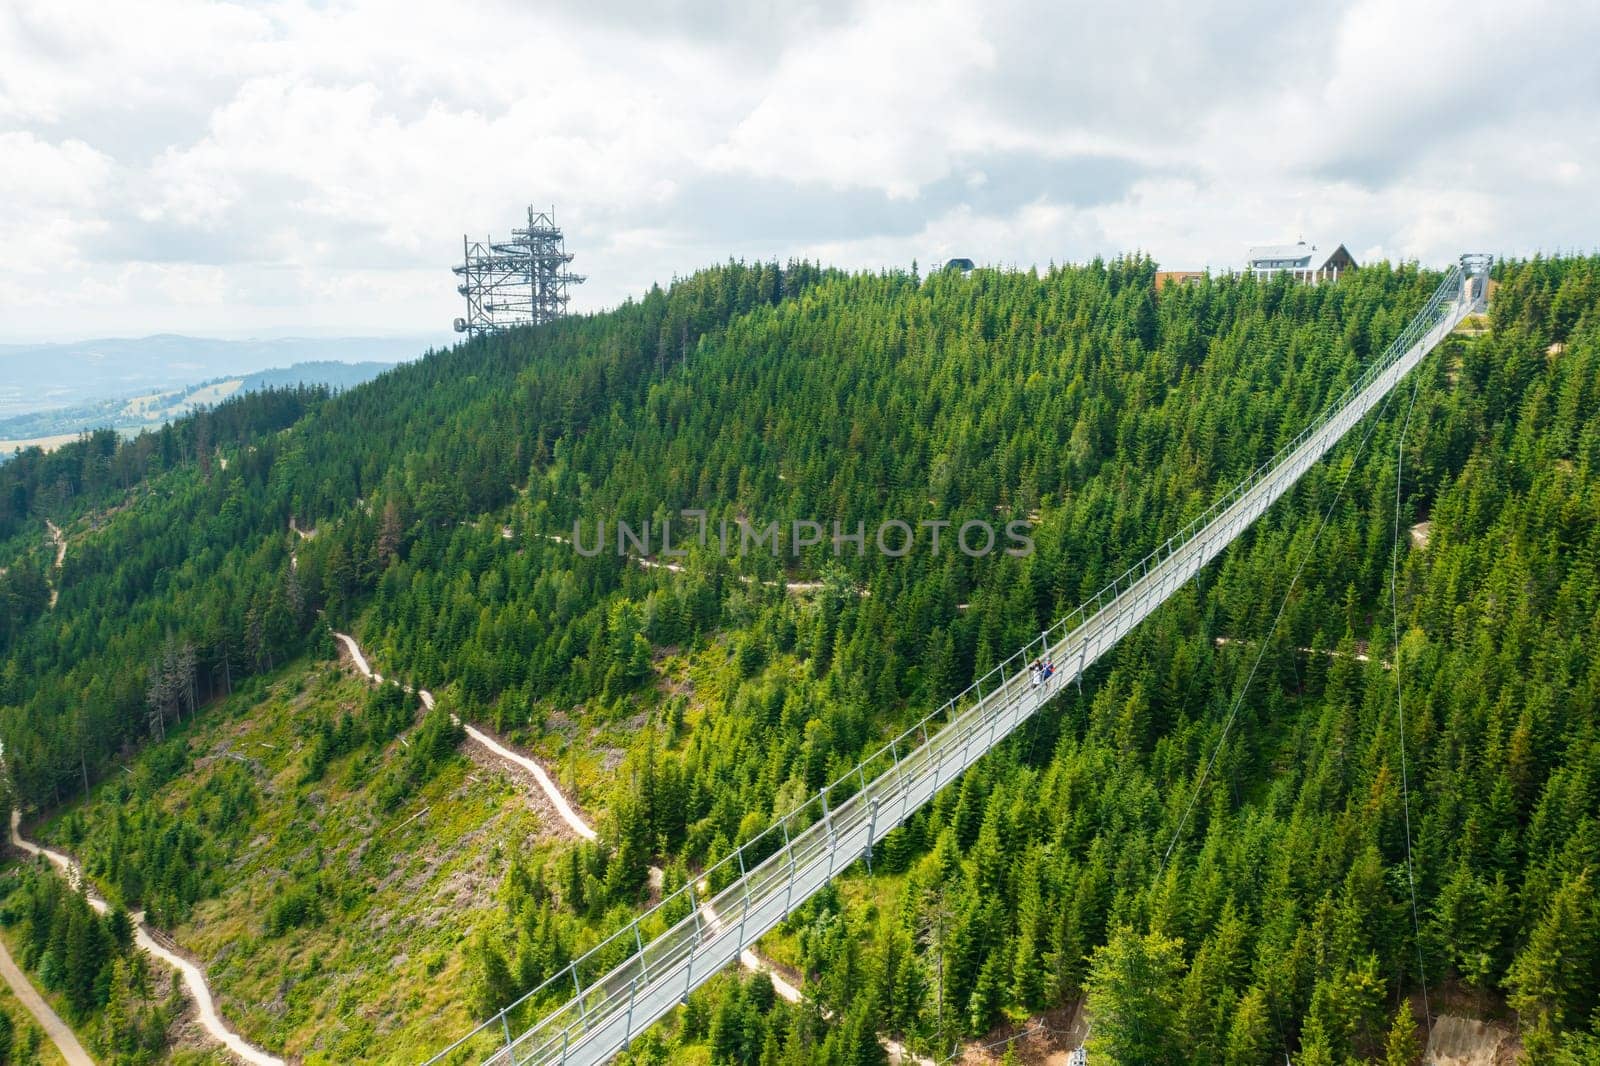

left=424, top=256, right=1488, bottom=1065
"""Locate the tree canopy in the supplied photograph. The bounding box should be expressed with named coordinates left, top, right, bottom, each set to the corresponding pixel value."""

left=3, top=253, right=1599, bottom=1062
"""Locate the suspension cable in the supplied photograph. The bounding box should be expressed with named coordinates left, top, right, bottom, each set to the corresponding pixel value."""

left=1160, top=371, right=1404, bottom=875
left=1391, top=367, right=1432, bottom=1034
left=1151, top=366, right=1409, bottom=1066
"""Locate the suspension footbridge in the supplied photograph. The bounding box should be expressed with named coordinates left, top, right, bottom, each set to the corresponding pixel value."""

left=426, top=256, right=1492, bottom=1066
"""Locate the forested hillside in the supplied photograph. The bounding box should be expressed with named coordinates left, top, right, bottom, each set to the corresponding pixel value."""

left=2, top=255, right=1597, bottom=1063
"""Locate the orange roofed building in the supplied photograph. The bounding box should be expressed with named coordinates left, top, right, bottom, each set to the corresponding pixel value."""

left=1155, top=270, right=1206, bottom=291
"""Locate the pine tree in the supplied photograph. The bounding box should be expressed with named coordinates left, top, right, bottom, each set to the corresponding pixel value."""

left=1086, top=926, right=1185, bottom=1064
left=378, top=500, right=402, bottom=566
left=1223, top=986, right=1272, bottom=1066
left=708, top=981, right=742, bottom=1064
left=1383, top=1002, right=1421, bottom=1066
left=101, top=956, right=136, bottom=1057
left=470, top=932, right=516, bottom=1019
left=967, top=948, right=1007, bottom=1035
left=1507, top=872, right=1600, bottom=1028
left=1295, top=1014, right=1337, bottom=1066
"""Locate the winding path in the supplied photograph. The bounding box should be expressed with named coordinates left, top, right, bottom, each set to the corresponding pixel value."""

left=45, top=520, right=65, bottom=609
left=696, top=894, right=803, bottom=1003
left=288, top=518, right=314, bottom=573
left=632, top=554, right=861, bottom=597
left=0, top=930, right=94, bottom=1065
left=698, top=890, right=931, bottom=1065
left=9, top=811, right=283, bottom=1066
left=539, top=533, right=857, bottom=598
left=338, top=630, right=935, bottom=1061
left=332, top=633, right=597, bottom=841
left=1212, top=635, right=1392, bottom=669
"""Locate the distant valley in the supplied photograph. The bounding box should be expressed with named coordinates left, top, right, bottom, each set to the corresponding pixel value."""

left=0, top=332, right=444, bottom=419
left=0, top=333, right=443, bottom=459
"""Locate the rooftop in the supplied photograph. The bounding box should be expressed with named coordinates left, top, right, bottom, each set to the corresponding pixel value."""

left=1248, top=240, right=1320, bottom=266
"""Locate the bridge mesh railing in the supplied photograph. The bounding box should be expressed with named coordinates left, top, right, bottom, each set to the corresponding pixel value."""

left=425, top=255, right=1490, bottom=1066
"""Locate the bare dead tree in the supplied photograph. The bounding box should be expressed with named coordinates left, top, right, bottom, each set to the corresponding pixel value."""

left=176, top=639, right=198, bottom=722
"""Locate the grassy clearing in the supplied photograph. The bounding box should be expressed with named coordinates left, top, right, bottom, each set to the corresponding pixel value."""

left=37, top=658, right=571, bottom=1064
left=0, top=434, right=87, bottom=457
left=0, top=935, right=69, bottom=1066
left=18, top=614, right=918, bottom=1063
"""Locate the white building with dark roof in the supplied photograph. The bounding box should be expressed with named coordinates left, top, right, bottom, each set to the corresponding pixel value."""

left=1246, top=240, right=1357, bottom=283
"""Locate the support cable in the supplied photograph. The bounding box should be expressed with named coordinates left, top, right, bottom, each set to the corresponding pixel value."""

left=1391, top=367, right=1433, bottom=1035
left=1154, top=364, right=1409, bottom=1065
left=425, top=265, right=1480, bottom=1066
left=1159, top=368, right=1404, bottom=876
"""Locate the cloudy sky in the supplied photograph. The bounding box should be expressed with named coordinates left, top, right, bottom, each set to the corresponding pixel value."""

left=2, top=0, right=1596, bottom=341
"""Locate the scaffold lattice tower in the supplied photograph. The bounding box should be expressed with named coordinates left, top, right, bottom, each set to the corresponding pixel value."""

left=453, top=206, right=585, bottom=336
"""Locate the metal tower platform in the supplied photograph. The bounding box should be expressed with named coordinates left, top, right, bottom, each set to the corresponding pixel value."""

left=453, top=206, right=585, bottom=337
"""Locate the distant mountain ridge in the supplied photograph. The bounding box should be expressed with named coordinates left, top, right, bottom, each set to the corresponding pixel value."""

left=0, top=332, right=444, bottom=419
left=0, top=359, right=403, bottom=455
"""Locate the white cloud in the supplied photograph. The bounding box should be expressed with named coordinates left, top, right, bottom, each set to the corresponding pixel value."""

left=708, top=0, right=995, bottom=196
left=0, top=130, right=112, bottom=205
left=0, top=0, right=1596, bottom=339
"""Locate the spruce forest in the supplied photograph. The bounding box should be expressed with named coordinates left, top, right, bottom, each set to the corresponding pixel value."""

left=2, top=254, right=1598, bottom=1064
